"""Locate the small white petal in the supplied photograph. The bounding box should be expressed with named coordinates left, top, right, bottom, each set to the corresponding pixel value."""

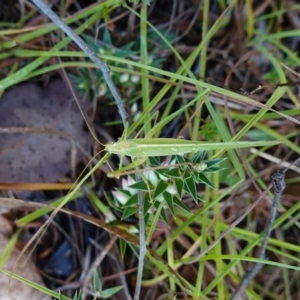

left=120, top=73, right=129, bottom=83
left=158, top=173, right=168, bottom=181
left=128, top=226, right=139, bottom=233
left=131, top=102, right=138, bottom=114
left=193, top=162, right=208, bottom=172
left=156, top=194, right=164, bottom=202
left=105, top=211, right=115, bottom=222
left=112, top=191, right=129, bottom=205
left=144, top=170, right=159, bottom=185
left=121, top=177, right=128, bottom=189
left=127, top=176, right=136, bottom=186
left=98, top=83, right=107, bottom=96
left=166, top=185, right=177, bottom=195
left=130, top=75, right=140, bottom=83
left=121, top=176, right=137, bottom=195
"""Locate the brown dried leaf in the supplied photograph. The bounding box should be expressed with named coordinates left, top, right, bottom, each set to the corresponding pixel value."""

left=0, top=215, right=50, bottom=300
left=0, top=79, right=89, bottom=183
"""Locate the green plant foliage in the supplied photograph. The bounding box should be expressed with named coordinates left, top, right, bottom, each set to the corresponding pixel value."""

left=100, top=286, right=124, bottom=299
left=112, top=152, right=226, bottom=225
left=198, top=118, right=219, bottom=141
left=93, top=269, right=102, bottom=295
left=71, top=26, right=172, bottom=102
left=61, top=290, right=81, bottom=300
left=262, top=53, right=296, bottom=85
left=128, top=0, right=150, bottom=5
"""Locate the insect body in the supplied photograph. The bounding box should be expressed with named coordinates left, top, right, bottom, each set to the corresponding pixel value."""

left=105, top=138, right=281, bottom=158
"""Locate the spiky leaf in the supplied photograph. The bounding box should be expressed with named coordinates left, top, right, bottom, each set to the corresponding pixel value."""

left=153, top=180, right=169, bottom=198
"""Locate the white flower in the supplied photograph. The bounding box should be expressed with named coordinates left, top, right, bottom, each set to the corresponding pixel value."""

left=130, top=75, right=140, bottom=83
left=112, top=190, right=130, bottom=205
left=158, top=173, right=168, bottom=181
left=155, top=194, right=164, bottom=202
left=143, top=170, right=159, bottom=186
left=193, top=162, right=207, bottom=172
left=120, top=73, right=129, bottom=83
left=98, top=83, right=107, bottom=96
left=166, top=184, right=177, bottom=195
left=121, top=176, right=136, bottom=195
left=131, top=102, right=138, bottom=114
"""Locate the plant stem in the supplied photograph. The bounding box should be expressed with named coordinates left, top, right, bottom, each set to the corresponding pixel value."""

left=134, top=173, right=146, bottom=300
left=231, top=170, right=286, bottom=300
left=30, top=0, right=128, bottom=127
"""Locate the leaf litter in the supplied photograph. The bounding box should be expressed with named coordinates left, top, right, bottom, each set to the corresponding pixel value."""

left=0, top=78, right=89, bottom=183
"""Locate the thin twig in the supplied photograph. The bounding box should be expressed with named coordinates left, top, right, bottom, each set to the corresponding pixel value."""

left=231, top=170, right=286, bottom=300
left=30, top=0, right=128, bottom=127
left=133, top=172, right=146, bottom=300
left=82, top=235, right=118, bottom=299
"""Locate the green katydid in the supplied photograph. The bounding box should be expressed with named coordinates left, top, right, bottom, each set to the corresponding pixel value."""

left=104, top=89, right=280, bottom=172
left=104, top=138, right=281, bottom=178
left=105, top=138, right=281, bottom=157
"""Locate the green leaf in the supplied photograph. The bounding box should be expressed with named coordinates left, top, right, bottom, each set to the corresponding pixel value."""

left=164, top=191, right=175, bottom=217
left=142, top=0, right=150, bottom=5
left=218, top=159, right=240, bottom=186
left=182, top=168, right=191, bottom=180
left=122, top=206, right=138, bottom=219
left=115, top=43, right=137, bottom=58
left=160, top=208, right=168, bottom=225
left=173, top=197, right=192, bottom=215
left=198, top=118, right=219, bottom=141
left=93, top=269, right=102, bottom=292
left=205, top=166, right=224, bottom=173
left=82, top=34, right=100, bottom=53
left=153, top=180, right=169, bottom=198
left=103, top=26, right=112, bottom=45
left=119, top=238, right=127, bottom=258
left=174, top=178, right=184, bottom=197
left=205, top=158, right=226, bottom=168
left=191, top=151, right=206, bottom=164
left=244, top=129, right=276, bottom=141
left=197, top=173, right=215, bottom=189
left=123, top=194, right=138, bottom=207
left=72, top=291, right=82, bottom=300
left=148, top=156, right=161, bottom=167
left=172, top=154, right=188, bottom=164
left=154, top=168, right=169, bottom=177
left=183, top=172, right=197, bottom=201
left=128, top=181, right=153, bottom=191
left=59, top=292, right=64, bottom=300
left=101, top=286, right=124, bottom=298
left=154, top=201, right=168, bottom=224
left=165, top=167, right=181, bottom=178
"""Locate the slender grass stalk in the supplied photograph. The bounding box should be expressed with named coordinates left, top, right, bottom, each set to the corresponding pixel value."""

left=231, top=170, right=286, bottom=300
left=133, top=4, right=151, bottom=299
left=30, top=0, right=128, bottom=127
left=134, top=181, right=146, bottom=300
